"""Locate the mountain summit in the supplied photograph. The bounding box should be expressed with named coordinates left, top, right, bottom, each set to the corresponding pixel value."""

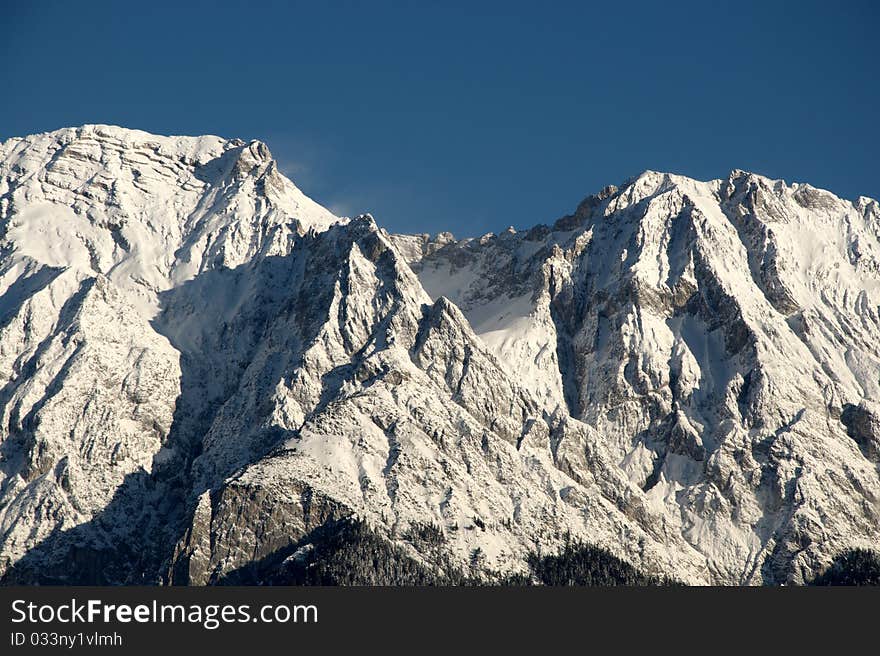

left=1, top=127, right=878, bottom=584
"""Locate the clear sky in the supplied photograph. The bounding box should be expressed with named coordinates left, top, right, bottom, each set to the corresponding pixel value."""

left=1, top=0, right=877, bottom=237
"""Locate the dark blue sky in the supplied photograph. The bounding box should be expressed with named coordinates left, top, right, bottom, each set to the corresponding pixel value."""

left=1, top=1, right=877, bottom=237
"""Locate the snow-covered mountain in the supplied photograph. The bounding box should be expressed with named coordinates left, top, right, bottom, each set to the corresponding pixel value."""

left=0, top=126, right=878, bottom=584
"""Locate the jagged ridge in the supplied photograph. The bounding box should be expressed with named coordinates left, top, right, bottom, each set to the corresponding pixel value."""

left=1, top=127, right=879, bottom=585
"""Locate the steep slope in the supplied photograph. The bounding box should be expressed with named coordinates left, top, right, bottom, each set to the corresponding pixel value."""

left=0, top=125, right=340, bottom=573
left=161, top=218, right=705, bottom=584
left=1, top=125, right=878, bottom=585
left=398, top=171, right=880, bottom=583
left=3, top=213, right=705, bottom=584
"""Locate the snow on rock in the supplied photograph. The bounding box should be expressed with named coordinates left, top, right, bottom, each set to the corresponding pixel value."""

left=1, top=126, right=878, bottom=585
left=165, top=219, right=705, bottom=584
left=400, top=170, right=880, bottom=584
left=0, top=125, right=340, bottom=575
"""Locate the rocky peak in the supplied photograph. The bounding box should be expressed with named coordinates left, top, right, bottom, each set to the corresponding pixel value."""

left=1, top=126, right=879, bottom=586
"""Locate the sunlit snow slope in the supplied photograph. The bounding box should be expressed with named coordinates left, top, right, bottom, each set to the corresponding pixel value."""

left=398, top=171, right=880, bottom=583
left=1, top=126, right=878, bottom=585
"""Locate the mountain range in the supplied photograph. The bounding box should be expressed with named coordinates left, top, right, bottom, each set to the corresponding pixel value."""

left=1, top=125, right=878, bottom=585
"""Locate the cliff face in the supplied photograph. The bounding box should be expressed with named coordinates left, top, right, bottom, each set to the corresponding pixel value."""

left=400, top=171, right=880, bottom=584
left=2, top=127, right=878, bottom=584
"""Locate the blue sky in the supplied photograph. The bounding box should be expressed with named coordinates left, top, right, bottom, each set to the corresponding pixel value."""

left=1, top=0, right=877, bottom=237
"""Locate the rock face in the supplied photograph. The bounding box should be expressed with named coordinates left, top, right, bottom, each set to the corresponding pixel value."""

left=1, top=127, right=879, bottom=585
left=0, top=125, right=337, bottom=578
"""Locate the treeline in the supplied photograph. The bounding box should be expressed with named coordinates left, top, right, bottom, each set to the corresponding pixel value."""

left=526, top=540, right=678, bottom=586
left=252, top=519, right=880, bottom=586
left=263, top=519, right=674, bottom=586
left=265, top=519, right=468, bottom=585
left=809, top=549, right=880, bottom=586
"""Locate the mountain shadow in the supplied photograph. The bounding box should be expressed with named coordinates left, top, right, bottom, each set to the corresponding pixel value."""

left=0, top=220, right=432, bottom=585
left=0, top=242, right=342, bottom=583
